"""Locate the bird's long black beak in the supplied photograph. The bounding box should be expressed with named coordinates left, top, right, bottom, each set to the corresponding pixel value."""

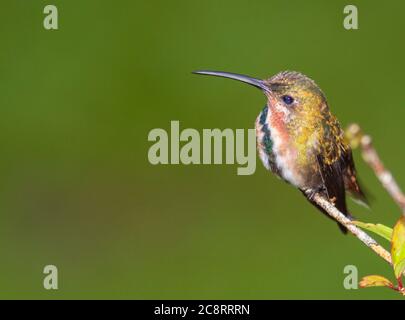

left=192, top=70, right=270, bottom=93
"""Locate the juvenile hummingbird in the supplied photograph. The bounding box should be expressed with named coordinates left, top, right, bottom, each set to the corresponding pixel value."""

left=193, top=70, right=367, bottom=233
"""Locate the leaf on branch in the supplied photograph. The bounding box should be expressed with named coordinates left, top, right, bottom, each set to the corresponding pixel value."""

left=359, top=275, right=394, bottom=288
left=351, top=221, right=393, bottom=241
left=391, top=216, right=405, bottom=279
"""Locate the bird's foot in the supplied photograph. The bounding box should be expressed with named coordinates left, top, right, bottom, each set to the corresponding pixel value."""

left=303, top=187, right=327, bottom=201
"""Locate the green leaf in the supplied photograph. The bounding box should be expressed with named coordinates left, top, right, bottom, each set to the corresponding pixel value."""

left=359, top=275, right=394, bottom=288
left=352, top=221, right=393, bottom=241
left=391, top=216, right=405, bottom=279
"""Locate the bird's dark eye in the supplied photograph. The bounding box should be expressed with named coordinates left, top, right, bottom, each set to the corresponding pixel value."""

left=282, top=95, right=294, bottom=105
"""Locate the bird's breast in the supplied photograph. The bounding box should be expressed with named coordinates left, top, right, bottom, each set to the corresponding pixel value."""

left=256, top=105, right=319, bottom=189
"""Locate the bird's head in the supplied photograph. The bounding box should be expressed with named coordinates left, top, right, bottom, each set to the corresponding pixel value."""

left=193, top=70, right=328, bottom=124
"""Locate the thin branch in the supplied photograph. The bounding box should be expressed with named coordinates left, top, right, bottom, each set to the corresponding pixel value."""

left=346, top=123, right=405, bottom=216
left=312, top=193, right=392, bottom=265
left=310, top=123, right=405, bottom=277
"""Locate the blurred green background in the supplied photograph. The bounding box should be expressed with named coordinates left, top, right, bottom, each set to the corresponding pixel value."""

left=0, top=0, right=404, bottom=299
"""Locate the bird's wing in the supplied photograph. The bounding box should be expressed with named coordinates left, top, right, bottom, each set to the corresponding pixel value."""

left=318, top=111, right=368, bottom=207
left=316, top=114, right=350, bottom=215
left=314, top=149, right=351, bottom=234
left=300, top=151, right=349, bottom=234
left=311, top=113, right=354, bottom=233
left=316, top=151, right=349, bottom=216
left=342, top=149, right=369, bottom=206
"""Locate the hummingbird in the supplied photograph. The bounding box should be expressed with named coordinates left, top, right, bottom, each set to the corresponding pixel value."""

left=193, top=70, right=367, bottom=233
